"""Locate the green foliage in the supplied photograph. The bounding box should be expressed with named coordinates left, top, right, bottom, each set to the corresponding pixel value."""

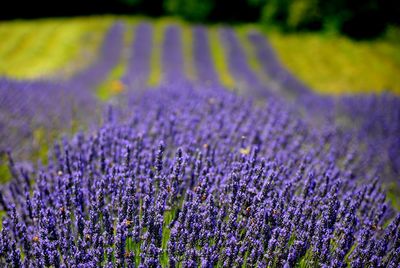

left=0, top=158, right=11, bottom=184
left=388, top=182, right=400, bottom=211
left=261, top=0, right=323, bottom=31
left=247, top=0, right=266, bottom=7
left=119, top=0, right=141, bottom=5
left=287, top=0, right=320, bottom=30
left=164, top=0, right=214, bottom=22
left=261, top=0, right=289, bottom=26
left=259, top=0, right=398, bottom=38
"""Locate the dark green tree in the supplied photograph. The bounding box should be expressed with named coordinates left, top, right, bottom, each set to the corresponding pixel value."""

left=164, top=0, right=214, bottom=21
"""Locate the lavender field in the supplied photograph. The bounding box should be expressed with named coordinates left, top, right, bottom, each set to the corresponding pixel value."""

left=0, top=19, right=399, bottom=267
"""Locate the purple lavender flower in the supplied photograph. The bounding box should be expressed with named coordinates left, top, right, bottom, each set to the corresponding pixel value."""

left=0, top=21, right=399, bottom=268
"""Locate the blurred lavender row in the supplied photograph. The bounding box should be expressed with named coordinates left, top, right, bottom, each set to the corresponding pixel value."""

left=247, top=30, right=311, bottom=98
left=336, top=94, right=400, bottom=178
left=69, top=22, right=125, bottom=89
left=0, top=78, right=95, bottom=160
left=0, top=22, right=125, bottom=160
left=162, top=25, right=186, bottom=84
left=192, top=26, right=220, bottom=86
left=122, top=23, right=153, bottom=90
left=243, top=29, right=400, bottom=181
left=220, top=27, right=273, bottom=98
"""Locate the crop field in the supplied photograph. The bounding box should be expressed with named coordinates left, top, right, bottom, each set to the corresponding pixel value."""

left=0, top=17, right=399, bottom=267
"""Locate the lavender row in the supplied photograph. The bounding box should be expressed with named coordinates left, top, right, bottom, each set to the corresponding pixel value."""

left=242, top=30, right=399, bottom=181
left=0, top=78, right=96, bottom=160
left=192, top=26, right=220, bottom=86
left=161, top=25, right=186, bottom=84
left=336, top=94, right=400, bottom=179
left=122, top=23, right=153, bottom=90
left=247, top=31, right=311, bottom=97
left=1, top=84, right=399, bottom=267
left=68, top=22, right=125, bottom=89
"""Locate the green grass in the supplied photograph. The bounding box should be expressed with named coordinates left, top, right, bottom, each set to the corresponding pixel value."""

left=0, top=17, right=113, bottom=79
left=31, top=127, right=51, bottom=164
left=148, top=20, right=165, bottom=87
left=97, top=22, right=135, bottom=100
left=160, top=210, right=173, bottom=266
left=266, top=29, right=400, bottom=95
left=208, top=26, right=236, bottom=89
left=387, top=182, right=400, bottom=212
left=0, top=155, right=11, bottom=184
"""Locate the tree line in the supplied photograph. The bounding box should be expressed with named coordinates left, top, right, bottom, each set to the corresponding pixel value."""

left=1, top=0, right=399, bottom=39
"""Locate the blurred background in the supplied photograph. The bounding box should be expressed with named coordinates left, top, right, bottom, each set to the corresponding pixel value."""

left=1, top=0, right=399, bottom=39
